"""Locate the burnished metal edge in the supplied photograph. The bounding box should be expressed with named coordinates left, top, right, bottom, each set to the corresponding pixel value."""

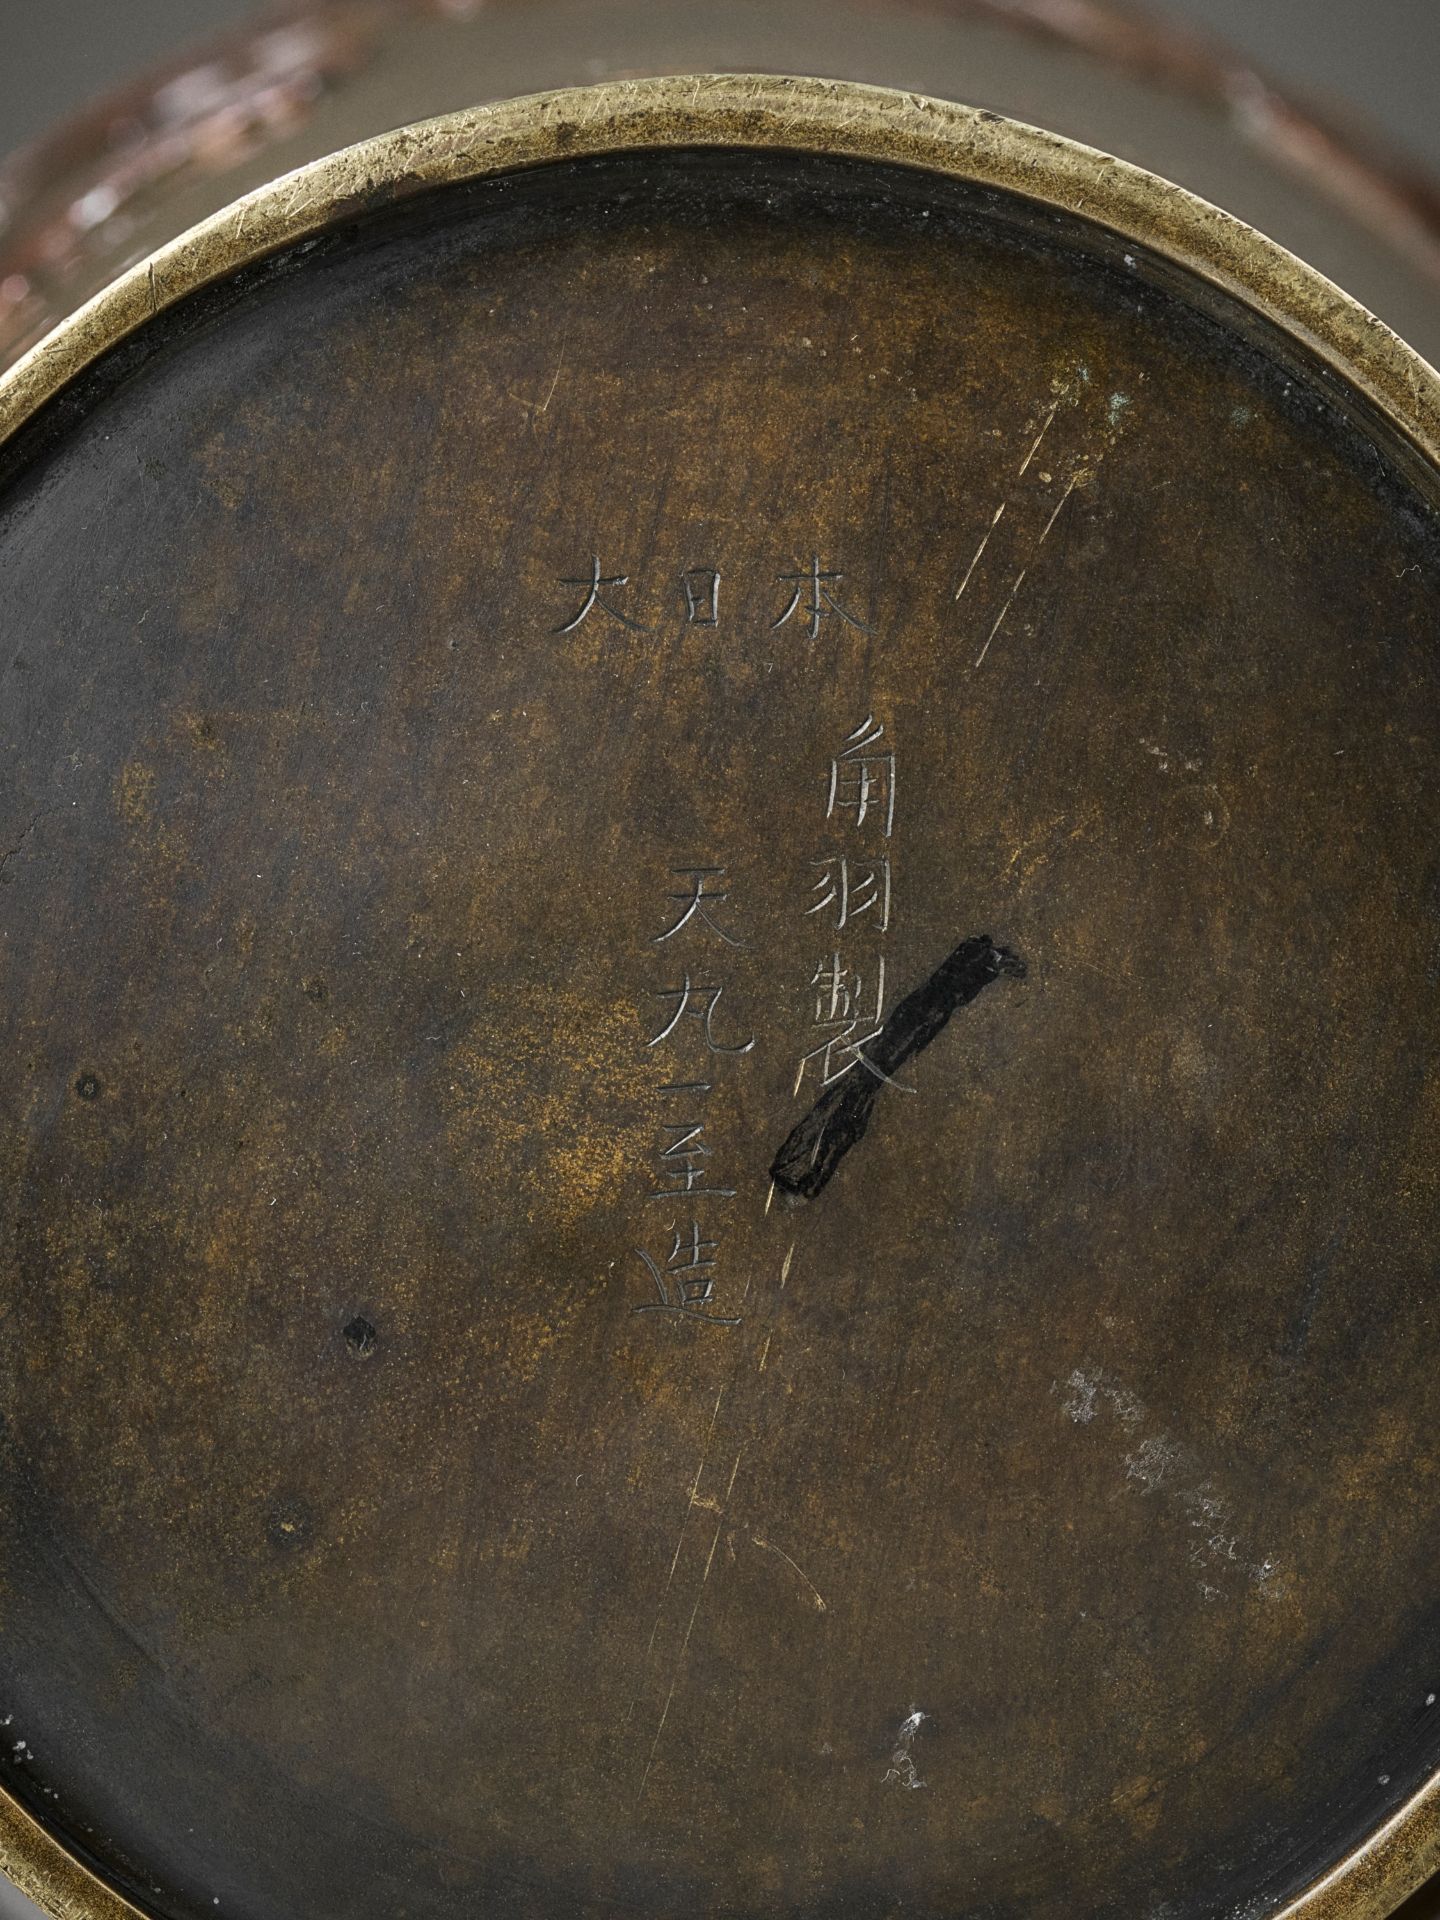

left=0, top=69, right=1438, bottom=1920
left=4, top=0, right=1440, bottom=373
left=3, top=71, right=1440, bottom=465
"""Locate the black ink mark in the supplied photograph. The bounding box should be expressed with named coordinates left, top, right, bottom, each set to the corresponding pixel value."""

left=770, top=934, right=1025, bottom=1202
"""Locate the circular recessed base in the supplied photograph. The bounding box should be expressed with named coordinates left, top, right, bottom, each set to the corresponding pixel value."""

left=1, top=78, right=1440, bottom=1920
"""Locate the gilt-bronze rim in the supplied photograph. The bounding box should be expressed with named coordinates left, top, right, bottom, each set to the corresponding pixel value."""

left=0, top=71, right=1438, bottom=1920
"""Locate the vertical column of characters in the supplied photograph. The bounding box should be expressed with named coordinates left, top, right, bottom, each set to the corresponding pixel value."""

left=634, top=869, right=754, bottom=1324
left=796, top=714, right=897, bottom=1099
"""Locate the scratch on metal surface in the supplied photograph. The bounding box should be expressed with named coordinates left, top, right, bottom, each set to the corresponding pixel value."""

left=954, top=501, right=1005, bottom=601
left=974, top=567, right=1028, bottom=669
left=638, top=1448, right=744, bottom=1800
left=1017, top=395, right=1063, bottom=477
left=620, top=1382, right=728, bottom=1735
left=752, top=1535, right=827, bottom=1612
left=973, top=470, right=1080, bottom=669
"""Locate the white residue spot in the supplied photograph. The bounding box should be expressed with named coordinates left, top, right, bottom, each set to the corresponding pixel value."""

left=1063, top=1368, right=1099, bottom=1424
left=883, top=1707, right=928, bottom=1791
left=1063, top=1363, right=1282, bottom=1601
left=1062, top=1367, right=1144, bottom=1431
left=1125, top=1434, right=1180, bottom=1494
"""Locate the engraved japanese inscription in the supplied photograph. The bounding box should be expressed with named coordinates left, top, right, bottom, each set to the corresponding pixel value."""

left=0, top=143, right=1439, bottom=1920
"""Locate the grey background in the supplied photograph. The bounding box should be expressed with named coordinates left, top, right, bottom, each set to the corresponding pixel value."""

left=0, top=1, right=1436, bottom=1917
left=0, top=0, right=1439, bottom=169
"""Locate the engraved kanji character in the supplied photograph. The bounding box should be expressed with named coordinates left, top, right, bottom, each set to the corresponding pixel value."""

left=653, top=867, right=744, bottom=947
left=681, top=567, right=721, bottom=627
left=796, top=951, right=907, bottom=1092
left=807, top=855, right=891, bottom=931
left=649, top=1121, right=736, bottom=1200
left=632, top=1223, right=738, bottom=1323
left=827, top=714, right=895, bottom=837
left=810, top=951, right=886, bottom=1029
left=553, top=556, right=647, bottom=633
left=647, top=973, right=754, bottom=1054
left=771, top=557, right=872, bottom=640
left=798, top=1025, right=885, bottom=1092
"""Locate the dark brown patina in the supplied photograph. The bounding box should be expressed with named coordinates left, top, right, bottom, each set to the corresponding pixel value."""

left=1, top=143, right=1439, bottom=1920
